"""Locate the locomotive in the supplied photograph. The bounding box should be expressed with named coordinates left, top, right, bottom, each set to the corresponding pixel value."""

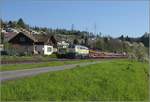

left=67, top=45, right=89, bottom=59
left=57, top=45, right=89, bottom=59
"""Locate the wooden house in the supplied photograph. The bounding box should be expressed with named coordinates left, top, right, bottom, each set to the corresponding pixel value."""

left=7, top=32, right=55, bottom=55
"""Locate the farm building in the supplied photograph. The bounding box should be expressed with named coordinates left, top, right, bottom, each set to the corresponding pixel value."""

left=6, top=31, right=56, bottom=55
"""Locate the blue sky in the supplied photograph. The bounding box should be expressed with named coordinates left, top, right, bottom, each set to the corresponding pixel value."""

left=1, top=0, right=149, bottom=37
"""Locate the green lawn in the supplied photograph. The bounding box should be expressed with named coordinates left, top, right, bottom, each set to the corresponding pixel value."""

left=1, top=59, right=149, bottom=101
left=0, top=59, right=95, bottom=71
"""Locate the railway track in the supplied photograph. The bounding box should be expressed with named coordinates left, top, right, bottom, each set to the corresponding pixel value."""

left=1, top=58, right=68, bottom=65
left=1, top=57, right=127, bottom=65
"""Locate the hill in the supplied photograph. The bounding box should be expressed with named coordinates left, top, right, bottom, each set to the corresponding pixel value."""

left=0, top=18, right=149, bottom=61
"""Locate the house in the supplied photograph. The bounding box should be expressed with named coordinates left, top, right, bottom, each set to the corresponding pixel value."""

left=1, top=29, right=6, bottom=33
left=4, top=28, right=19, bottom=33
left=7, top=31, right=55, bottom=55
left=0, top=44, right=4, bottom=51
left=57, top=41, right=69, bottom=48
left=30, top=30, right=40, bottom=35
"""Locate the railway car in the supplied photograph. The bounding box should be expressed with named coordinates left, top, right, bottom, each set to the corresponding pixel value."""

left=67, top=45, right=89, bottom=59
left=89, top=50, right=127, bottom=58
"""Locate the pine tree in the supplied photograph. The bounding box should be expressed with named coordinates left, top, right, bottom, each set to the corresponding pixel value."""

left=17, top=18, right=26, bottom=28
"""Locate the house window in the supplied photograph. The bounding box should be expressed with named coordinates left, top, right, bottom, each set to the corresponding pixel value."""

left=47, top=47, right=52, bottom=52
left=20, top=37, right=26, bottom=42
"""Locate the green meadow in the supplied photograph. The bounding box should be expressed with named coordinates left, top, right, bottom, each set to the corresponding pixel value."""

left=1, top=59, right=149, bottom=101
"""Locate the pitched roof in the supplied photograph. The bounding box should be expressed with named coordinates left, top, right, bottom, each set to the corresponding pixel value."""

left=7, top=31, right=37, bottom=42
left=4, top=32, right=18, bottom=42
left=7, top=31, right=53, bottom=45
left=33, top=34, right=53, bottom=44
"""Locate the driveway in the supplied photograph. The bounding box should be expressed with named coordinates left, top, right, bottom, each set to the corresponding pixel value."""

left=0, top=61, right=101, bottom=82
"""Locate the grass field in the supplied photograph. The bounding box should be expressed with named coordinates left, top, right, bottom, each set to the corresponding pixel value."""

left=1, top=59, right=95, bottom=71
left=1, top=59, right=149, bottom=101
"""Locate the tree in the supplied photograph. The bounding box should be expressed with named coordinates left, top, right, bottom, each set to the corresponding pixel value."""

left=0, top=19, right=6, bottom=28
left=0, top=33, right=4, bottom=44
left=122, top=41, right=131, bottom=52
left=73, top=39, right=79, bottom=45
left=127, top=42, right=148, bottom=62
left=103, top=37, right=109, bottom=51
left=99, top=32, right=102, bottom=37
left=50, top=35, right=57, bottom=47
left=119, top=35, right=124, bottom=41
left=8, top=21, right=17, bottom=28
left=84, top=37, right=88, bottom=46
left=140, top=32, right=149, bottom=47
left=125, top=36, right=133, bottom=42
left=95, top=39, right=104, bottom=50
left=17, top=18, right=26, bottom=28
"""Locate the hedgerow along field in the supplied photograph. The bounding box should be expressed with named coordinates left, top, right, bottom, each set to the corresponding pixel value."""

left=1, top=59, right=149, bottom=101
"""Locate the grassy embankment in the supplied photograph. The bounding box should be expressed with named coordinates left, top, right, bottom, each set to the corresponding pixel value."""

left=1, top=59, right=96, bottom=71
left=1, top=59, right=149, bottom=101
left=1, top=55, right=57, bottom=61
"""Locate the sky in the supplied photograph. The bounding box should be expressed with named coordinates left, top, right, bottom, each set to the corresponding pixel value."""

left=1, top=0, right=149, bottom=37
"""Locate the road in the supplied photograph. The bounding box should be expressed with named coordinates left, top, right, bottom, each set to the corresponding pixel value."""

left=0, top=61, right=101, bottom=82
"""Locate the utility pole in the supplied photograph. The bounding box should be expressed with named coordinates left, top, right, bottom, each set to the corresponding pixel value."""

left=84, top=26, right=88, bottom=34
left=94, top=23, right=97, bottom=35
left=92, top=23, right=96, bottom=50
left=85, top=27, right=88, bottom=32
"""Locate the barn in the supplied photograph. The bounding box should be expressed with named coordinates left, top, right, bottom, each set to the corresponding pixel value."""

left=7, top=31, right=55, bottom=55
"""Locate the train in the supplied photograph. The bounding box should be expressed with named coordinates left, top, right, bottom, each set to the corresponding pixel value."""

left=57, top=45, right=127, bottom=59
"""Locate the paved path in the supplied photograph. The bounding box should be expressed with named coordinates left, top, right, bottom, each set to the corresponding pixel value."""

left=0, top=61, right=101, bottom=82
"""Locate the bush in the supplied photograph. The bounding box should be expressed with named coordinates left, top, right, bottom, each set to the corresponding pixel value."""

left=128, top=42, right=148, bottom=62
left=0, top=51, right=8, bottom=55
left=43, top=54, right=57, bottom=58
